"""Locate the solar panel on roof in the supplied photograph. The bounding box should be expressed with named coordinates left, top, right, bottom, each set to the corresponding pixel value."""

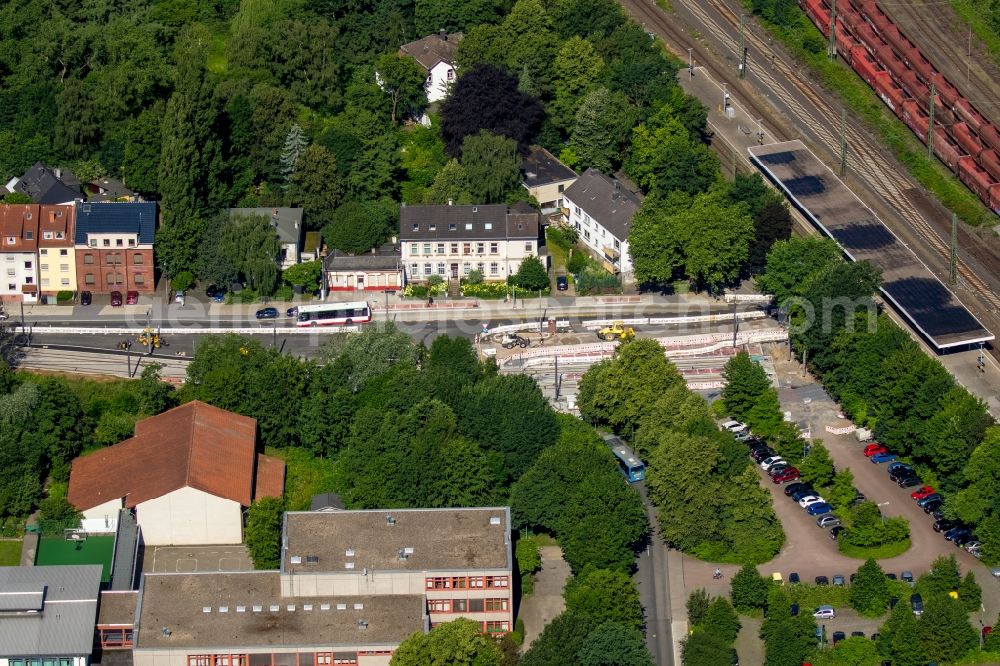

left=758, top=151, right=797, bottom=165
left=784, top=175, right=826, bottom=197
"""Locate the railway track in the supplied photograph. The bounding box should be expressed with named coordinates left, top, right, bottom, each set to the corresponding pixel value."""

left=620, top=0, right=1000, bottom=316
left=879, top=0, right=1000, bottom=129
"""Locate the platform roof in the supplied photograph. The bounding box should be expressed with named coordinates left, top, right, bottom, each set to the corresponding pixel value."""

left=749, top=140, right=993, bottom=350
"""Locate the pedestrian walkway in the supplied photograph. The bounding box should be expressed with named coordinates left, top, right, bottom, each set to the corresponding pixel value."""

left=518, top=546, right=570, bottom=651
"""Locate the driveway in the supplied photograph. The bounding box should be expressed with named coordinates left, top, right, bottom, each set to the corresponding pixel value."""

left=519, top=546, right=571, bottom=650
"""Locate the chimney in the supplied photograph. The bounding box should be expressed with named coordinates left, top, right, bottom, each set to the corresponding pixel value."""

left=439, top=29, right=447, bottom=41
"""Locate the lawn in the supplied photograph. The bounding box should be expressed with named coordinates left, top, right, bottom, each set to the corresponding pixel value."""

left=839, top=538, right=911, bottom=560
left=0, top=539, right=21, bottom=566
left=35, top=535, right=115, bottom=583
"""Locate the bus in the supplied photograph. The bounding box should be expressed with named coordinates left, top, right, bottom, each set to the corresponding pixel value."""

left=296, top=301, right=372, bottom=327
left=604, top=434, right=646, bottom=483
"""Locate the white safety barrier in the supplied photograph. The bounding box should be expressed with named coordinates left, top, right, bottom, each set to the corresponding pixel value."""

left=484, top=320, right=570, bottom=335
left=504, top=342, right=617, bottom=362
left=826, top=425, right=857, bottom=435
left=18, top=325, right=360, bottom=335
left=583, top=310, right=767, bottom=329
left=688, top=381, right=725, bottom=390
left=723, top=294, right=775, bottom=303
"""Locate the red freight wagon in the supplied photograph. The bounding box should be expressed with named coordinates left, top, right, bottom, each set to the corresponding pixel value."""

left=851, top=48, right=881, bottom=86
left=873, top=76, right=905, bottom=113
left=958, top=156, right=996, bottom=201
left=933, top=131, right=962, bottom=173
left=954, top=98, right=986, bottom=132
left=802, top=0, right=829, bottom=30
left=906, top=47, right=934, bottom=83
left=978, top=123, right=1000, bottom=155
left=853, top=23, right=880, bottom=54
left=876, top=45, right=908, bottom=81
left=839, top=5, right=866, bottom=34
left=980, top=149, right=1000, bottom=183
left=936, top=79, right=960, bottom=108
left=902, top=99, right=930, bottom=142
left=952, top=122, right=984, bottom=158
left=836, top=27, right=855, bottom=56
left=990, top=183, right=1000, bottom=214
left=900, top=71, right=927, bottom=105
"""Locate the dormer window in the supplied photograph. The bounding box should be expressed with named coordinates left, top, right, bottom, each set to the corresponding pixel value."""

left=465, top=223, right=472, bottom=230
left=43, top=232, right=53, bottom=240
left=449, top=223, right=456, bottom=231
left=429, top=224, right=436, bottom=231
left=412, top=223, right=419, bottom=231
left=5, top=237, right=14, bottom=245
left=24, top=231, right=33, bottom=240
left=56, top=232, right=63, bottom=239
left=484, top=223, right=492, bottom=230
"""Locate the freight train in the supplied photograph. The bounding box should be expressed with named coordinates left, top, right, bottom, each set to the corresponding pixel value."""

left=799, top=0, right=1000, bottom=214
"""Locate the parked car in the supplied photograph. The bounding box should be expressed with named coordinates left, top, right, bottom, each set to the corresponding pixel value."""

left=945, top=526, right=975, bottom=543
left=784, top=483, right=811, bottom=497
left=852, top=491, right=867, bottom=505
left=110, top=290, right=123, bottom=307
left=761, top=457, right=787, bottom=471
left=886, top=573, right=897, bottom=581
left=871, top=452, right=898, bottom=464
left=901, top=571, right=914, bottom=585
left=863, top=443, right=888, bottom=457
left=965, top=541, right=983, bottom=558
left=851, top=631, right=865, bottom=638
left=813, top=605, right=835, bottom=618
left=830, top=526, right=846, bottom=540
left=798, top=495, right=825, bottom=508
left=174, top=290, right=185, bottom=305
left=911, top=594, right=923, bottom=616
left=833, top=575, right=846, bottom=586
left=734, top=430, right=754, bottom=442
left=789, top=572, right=800, bottom=584
left=772, top=468, right=801, bottom=484
left=817, top=515, right=841, bottom=528
left=791, top=488, right=818, bottom=502
left=815, top=576, right=830, bottom=586
left=255, top=307, right=279, bottom=319
left=205, top=284, right=219, bottom=297
left=930, top=508, right=947, bottom=520
left=992, top=567, right=1000, bottom=578
left=911, top=486, right=936, bottom=500
left=286, top=307, right=299, bottom=318
left=916, top=493, right=943, bottom=508
left=743, top=437, right=764, bottom=448
left=952, top=531, right=975, bottom=547
left=898, top=475, right=922, bottom=489
left=80, top=290, right=92, bottom=306
left=126, top=290, right=139, bottom=305
left=556, top=275, right=568, bottom=291
left=832, top=631, right=846, bottom=644
left=922, top=499, right=944, bottom=514
left=767, top=463, right=791, bottom=477
left=751, top=448, right=775, bottom=463
left=888, top=462, right=912, bottom=476
left=722, top=420, right=747, bottom=433
left=807, top=502, right=833, bottom=516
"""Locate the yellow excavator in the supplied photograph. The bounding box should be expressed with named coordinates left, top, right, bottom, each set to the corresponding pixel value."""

left=597, top=321, right=635, bottom=341
left=137, top=327, right=162, bottom=349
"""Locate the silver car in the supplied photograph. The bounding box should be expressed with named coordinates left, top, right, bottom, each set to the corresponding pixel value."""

left=817, top=515, right=841, bottom=528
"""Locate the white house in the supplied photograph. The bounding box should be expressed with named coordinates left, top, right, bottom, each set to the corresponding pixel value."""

left=562, top=168, right=643, bottom=278
left=68, top=401, right=285, bottom=546
left=0, top=204, right=41, bottom=304
left=399, top=203, right=542, bottom=283
left=399, top=31, right=463, bottom=103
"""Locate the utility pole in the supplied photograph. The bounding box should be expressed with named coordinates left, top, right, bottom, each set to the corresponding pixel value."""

left=828, top=0, right=837, bottom=58
left=554, top=354, right=560, bottom=401
left=927, top=77, right=936, bottom=158
left=757, top=118, right=764, bottom=144
left=950, top=211, right=958, bottom=285
left=738, top=14, right=747, bottom=79
left=839, top=108, right=848, bottom=176
left=732, top=301, right=739, bottom=349
left=688, top=48, right=694, bottom=78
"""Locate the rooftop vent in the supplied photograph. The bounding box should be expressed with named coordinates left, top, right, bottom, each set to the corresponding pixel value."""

left=345, top=549, right=355, bottom=557
left=270, top=604, right=280, bottom=612
left=490, top=516, right=502, bottom=525
left=386, top=515, right=396, bottom=526
left=354, top=603, right=364, bottom=610
left=162, top=627, right=171, bottom=638
left=306, top=555, right=319, bottom=565
left=303, top=604, right=313, bottom=611
left=337, top=603, right=348, bottom=610
left=403, top=547, right=414, bottom=556
left=252, top=605, right=263, bottom=613
left=202, top=607, right=211, bottom=614
left=346, top=562, right=356, bottom=569
left=398, top=548, right=409, bottom=561
left=219, top=606, right=229, bottom=613
left=320, top=603, right=331, bottom=611
left=287, top=605, right=296, bottom=612
left=290, top=555, right=302, bottom=564
left=357, top=620, right=369, bottom=630
left=236, top=606, right=246, bottom=613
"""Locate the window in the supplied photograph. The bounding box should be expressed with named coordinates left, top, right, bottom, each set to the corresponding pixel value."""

left=584, top=230, right=590, bottom=239
left=107, top=273, right=116, bottom=285
left=135, top=273, right=145, bottom=284
left=106, top=255, right=115, bottom=265
left=476, top=242, right=484, bottom=254
left=485, top=621, right=511, bottom=634
left=57, top=232, right=64, bottom=240
left=423, top=243, right=432, bottom=255
left=41, top=278, right=49, bottom=286
left=486, top=575, right=509, bottom=588
left=85, top=274, right=95, bottom=285
left=24, top=231, right=32, bottom=240
left=409, top=263, right=418, bottom=275
left=90, top=239, right=97, bottom=247
left=43, top=232, right=53, bottom=240
left=40, top=249, right=48, bottom=255
left=426, top=576, right=470, bottom=589
left=428, top=599, right=451, bottom=612
left=60, top=277, right=69, bottom=285
left=84, top=254, right=94, bottom=265
left=24, top=276, right=32, bottom=284
left=484, top=223, right=492, bottom=230
left=436, top=243, right=445, bottom=254
left=465, top=223, right=472, bottom=230
left=447, top=69, right=455, bottom=81
left=525, top=242, right=533, bottom=252
left=429, top=224, right=436, bottom=231
left=486, top=598, right=509, bottom=611
left=452, top=599, right=467, bottom=612
left=410, top=243, right=418, bottom=255
left=477, top=262, right=484, bottom=273
left=133, top=253, right=144, bottom=265
left=463, top=264, right=470, bottom=274
left=423, top=263, right=432, bottom=276
left=128, top=238, right=135, bottom=247
left=23, top=261, right=31, bottom=269
left=6, top=268, right=14, bottom=276
left=448, top=223, right=456, bottom=231
left=489, top=263, right=499, bottom=275
left=468, top=598, right=484, bottom=612
left=437, top=262, right=445, bottom=275
left=614, top=239, right=621, bottom=249
left=103, top=239, right=110, bottom=247
left=463, top=243, right=471, bottom=255
left=116, top=238, right=123, bottom=246
left=574, top=206, right=581, bottom=217
left=40, top=264, right=49, bottom=271
left=558, top=183, right=565, bottom=193
left=59, top=248, right=67, bottom=256
left=6, top=283, right=13, bottom=290
left=60, top=264, right=68, bottom=272
left=450, top=243, right=458, bottom=254
left=5, top=237, right=13, bottom=244
left=489, top=243, right=498, bottom=254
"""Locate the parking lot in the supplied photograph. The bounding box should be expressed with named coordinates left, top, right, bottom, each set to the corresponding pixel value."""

left=143, top=545, right=252, bottom=574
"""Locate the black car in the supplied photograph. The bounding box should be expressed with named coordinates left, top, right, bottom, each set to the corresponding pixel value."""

left=205, top=283, right=219, bottom=297
left=750, top=450, right=775, bottom=464
left=790, top=603, right=799, bottom=617
left=930, top=508, right=946, bottom=520
left=934, top=519, right=958, bottom=533
left=832, top=631, right=846, bottom=644
left=556, top=275, right=569, bottom=291
left=110, top=290, right=123, bottom=307
left=897, top=475, right=922, bottom=488
left=784, top=483, right=811, bottom=497
left=945, top=526, right=973, bottom=543
left=744, top=437, right=764, bottom=448
left=286, top=306, right=299, bottom=318
left=953, top=532, right=976, bottom=547
left=911, top=593, right=923, bottom=616
left=815, top=575, right=829, bottom=585
left=80, top=290, right=92, bottom=305
left=255, top=307, right=279, bottom=319
left=889, top=466, right=914, bottom=481
left=789, top=572, right=800, bottom=584
left=886, top=573, right=898, bottom=581
left=851, top=631, right=865, bottom=638
left=792, top=488, right=818, bottom=502
left=923, top=499, right=944, bottom=514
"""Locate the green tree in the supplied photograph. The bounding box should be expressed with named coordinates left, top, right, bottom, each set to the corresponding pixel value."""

left=798, top=442, right=835, bottom=487
left=288, top=144, right=345, bottom=227
left=918, top=593, right=978, bottom=663
left=282, top=260, right=323, bottom=291
left=849, top=558, right=890, bottom=616
left=321, top=322, right=420, bottom=392
left=460, top=131, right=521, bottom=203
left=879, top=601, right=927, bottom=666
left=565, top=566, right=644, bottom=632
left=424, top=159, right=473, bottom=205
left=754, top=235, right=842, bottom=304
left=577, top=621, right=654, bottom=666
left=220, top=214, right=281, bottom=294
left=730, top=563, right=769, bottom=613
left=37, top=483, right=82, bottom=533
left=244, top=497, right=284, bottom=569
left=681, top=629, right=732, bottom=666
left=624, top=110, right=719, bottom=197
left=686, top=588, right=710, bottom=626
left=810, top=637, right=881, bottom=666
left=279, top=123, right=308, bottom=184
left=521, top=612, right=595, bottom=666
left=917, top=555, right=961, bottom=598
left=721, top=351, right=771, bottom=421
left=764, top=617, right=811, bottom=666
left=516, top=536, right=541, bottom=581
left=550, top=36, right=604, bottom=130
left=703, top=597, right=740, bottom=644
left=514, top=255, right=549, bottom=291
left=843, top=501, right=909, bottom=549
left=826, top=469, right=857, bottom=515
left=323, top=200, right=391, bottom=255
left=391, top=618, right=502, bottom=666
left=569, top=88, right=636, bottom=172
left=2, top=192, right=32, bottom=204
left=959, top=571, right=982, bottom=612
left=376, top=52, right=428, bottom=124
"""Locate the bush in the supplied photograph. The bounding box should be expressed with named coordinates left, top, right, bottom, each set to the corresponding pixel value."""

left=172, top=271, right=195, bottom=292
left=427, top=274, right=444, bottom=287
left=567, top=249, right=590, bottom=274
left=510, top=618, right=525, bottom=646
left=274, top=284, right=294, bottom=301
left=514, top=255, right=550, bottom=291
left=460, top=281, right=509, bottom=298
left=56, top=290, right=74, bottom=303
left=843, top=501, right=909, bottom=548
left=466, top=269, right=483, bottom=285
left=547, top=225, right=578, bottom=250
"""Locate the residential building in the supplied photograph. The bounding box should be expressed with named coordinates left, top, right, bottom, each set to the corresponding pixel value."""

left=5, top=162, right=80, bottom=205
left=0, top=564, right=102, bottom=666
left=67, top=401, right=285, bottom=545
left=0, top=204, right=40, bottom=304
left=562, top=168, right=642, bottom=277
left=229, top=207, right=309, bottom=270
left=84, top=177, right=139, bottom=202
left=74, top=201, right=156, bottom=294
left=324, top=243, right=402, bottom=293
left=521, top=147, right=578, bottom=214
left=37, top=204, right=76, bottom=296
left=399, top=31, right=463, bottom=103
left=399, top=204, right=541, bottom=283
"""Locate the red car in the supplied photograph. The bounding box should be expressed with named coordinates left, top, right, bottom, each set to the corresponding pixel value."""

left=911, top=486, right=936, bottom=500
left=126, top=290, right=139, bottom=305
left=863, top=443, right=888, bottom=457
left=772, top=467, right=801, bottom=484
left=110, top=290, right=123, bottom=307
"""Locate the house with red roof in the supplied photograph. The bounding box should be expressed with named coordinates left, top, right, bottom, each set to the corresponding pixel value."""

left=68, top=401, right=284, bottom=546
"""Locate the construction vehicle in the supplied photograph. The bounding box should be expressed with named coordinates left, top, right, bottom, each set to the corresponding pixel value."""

left=500, top=333, right=530, bottom=349
left=597, top=321, right=635, bottom=341
left=137, top=327, right=162, bottom=349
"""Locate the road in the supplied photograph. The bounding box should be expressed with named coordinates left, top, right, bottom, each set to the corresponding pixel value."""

left=635, top=481, right=677, bottom=666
